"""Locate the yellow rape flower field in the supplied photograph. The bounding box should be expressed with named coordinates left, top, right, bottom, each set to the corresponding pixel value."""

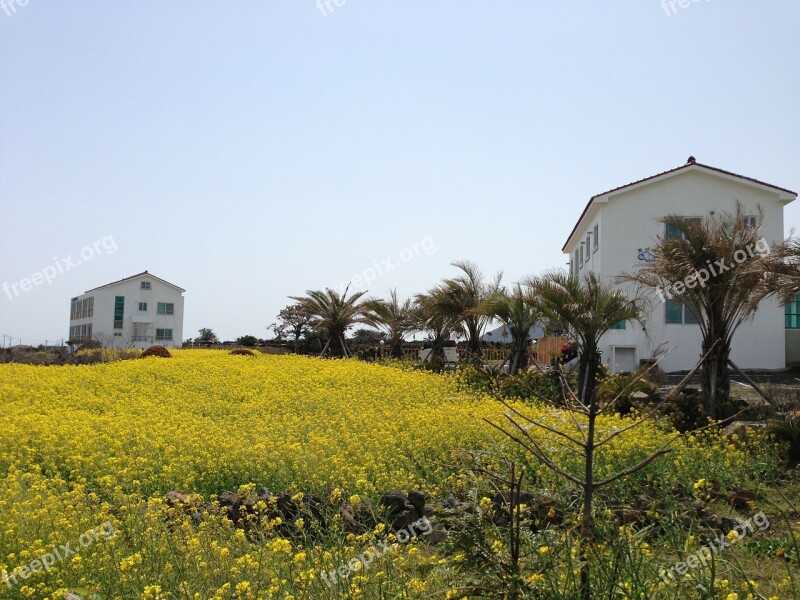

left=0, top=351, right=795, bottom=599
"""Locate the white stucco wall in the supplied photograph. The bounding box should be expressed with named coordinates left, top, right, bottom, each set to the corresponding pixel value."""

left=69, top=274, right=184, bottom=348
left=564, top=167, right=792, bottom=372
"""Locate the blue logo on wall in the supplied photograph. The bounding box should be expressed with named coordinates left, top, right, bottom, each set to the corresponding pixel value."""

left=637, top=248, right=655, bottom=262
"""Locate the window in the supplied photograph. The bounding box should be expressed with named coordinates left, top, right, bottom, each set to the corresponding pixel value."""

left=574, top=249, right=580, bottom=272
left=665, top=217, right=702, bottom=240
left=666, top=299, right=700, bottom=325
left=138, top=302, right=148, bottom=312
left=69, top=323, right=93, bottom=341
left=586, top=235, right=591, bottom=260
left=156, top=328, right=173, bottom=341
left=665, top=299, right=683, bottom=324
left=580, top=244, right=585, bottom=266
left=743, top=215, right=757, bottom=229
left=157, top=302, right=174, bottom=315
left=611, top=321, right=626, bottom=330
left=593, top=223, right=599, bottom=252
left=141, top=281, right=151, bottom=289
left=786, top=293, right=800, bottom=329
left=114, top=296, right=124, bottom=329
left=133, top=323, right=151, bottom=342
left=684, top=303, right=700, bottom=324
left=70, top=297, right=94, bottom=320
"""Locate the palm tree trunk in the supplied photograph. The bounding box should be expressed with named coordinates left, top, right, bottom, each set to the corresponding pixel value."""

left=325, top=330, right=347, bottom=357
left=700, top=338, right=731, bottom=419
left=508, top=339, right=529, bottom=376
left=467, top=321, right=482, bottom=357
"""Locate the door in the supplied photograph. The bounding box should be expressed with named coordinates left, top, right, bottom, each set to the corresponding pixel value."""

left=612, top=347, right=637, bottom=374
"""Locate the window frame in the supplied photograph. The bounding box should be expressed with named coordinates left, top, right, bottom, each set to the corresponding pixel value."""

left=156, top=328, right=173, bottom=341
left=157, top=302, right=174, bottom=316
left=665, top=299, right=700, bottom=325
left=113, top=296, right=125, bottom=329
left=786, top=293, right=800, bottom=329
left=665, top=217, right=702, bottom=241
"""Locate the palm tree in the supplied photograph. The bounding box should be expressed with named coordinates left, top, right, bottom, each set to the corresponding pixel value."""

left=527, top=270, right=646, bottom=403
left=411, top=292, right=457, bottom=366
left=480, top=284, right=543, bottom=375
left=363, top=289, right=413, bottom=358
left=429, top=260, right=502, bottom=358
left=288, top=287, right=368, bottom=357
left=524, top=269, right=646, bottom=598
left=765, top=234, right=800, bottom=303
left=622, top=207, right=772, bottom=419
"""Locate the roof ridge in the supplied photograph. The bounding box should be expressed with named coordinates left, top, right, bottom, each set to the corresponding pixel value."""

left=83, top=272, right=185, bottom=293
left=562, top=160, right=797, bottom=251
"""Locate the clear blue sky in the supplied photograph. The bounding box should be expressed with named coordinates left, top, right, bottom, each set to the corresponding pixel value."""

left=1, top=2, right=798, bottom=345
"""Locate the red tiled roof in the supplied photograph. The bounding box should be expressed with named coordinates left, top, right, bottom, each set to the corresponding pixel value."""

left=561, top=160, right=798, bottom=252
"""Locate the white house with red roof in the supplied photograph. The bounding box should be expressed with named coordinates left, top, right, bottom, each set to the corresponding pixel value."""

left=68, top=271, right=185, bottom=348
left=563, top=158, right=797, bottom=373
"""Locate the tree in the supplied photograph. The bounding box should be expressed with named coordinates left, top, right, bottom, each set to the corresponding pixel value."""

left=288, top=287, right=368, bottom=357
left=364, top=289, right=414, bottom=358
left=765, top=234, right=800, bottom=302
left=197, top=328, right=218, bottom=343
left=411, top=292, right=458, bottom=367
left=236, top=335, right=259, bottom=347
left=348, top=328, right=386, bottom=351
left=528, top=271, right=646, bottom=401
left=512, top=269, right=647, bottom=598
left=621, top=207, right=773, bottom=418
left=428, top=260, right=502, bottom=357
left=270, top=304, right=319, bottom=353
left=480, top=284, right=543, bottom=375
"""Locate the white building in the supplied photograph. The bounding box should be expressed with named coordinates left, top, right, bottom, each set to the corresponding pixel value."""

left=68, top=271, right=185, bottom=349
left=563, top=158, right=797, bottom=373
left=481, top=323, right=546, bottom=344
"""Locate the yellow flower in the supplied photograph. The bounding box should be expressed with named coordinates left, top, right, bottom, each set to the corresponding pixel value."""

left=0, top=351, right=768, bottom=598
